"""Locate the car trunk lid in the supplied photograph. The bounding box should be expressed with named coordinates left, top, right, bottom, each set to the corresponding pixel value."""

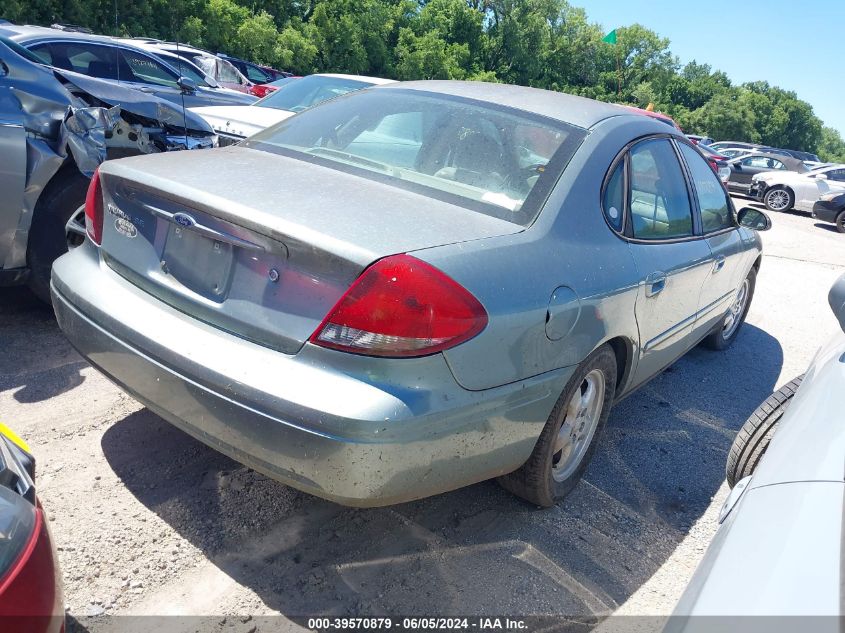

left=97, top=146, right=521, bottom=355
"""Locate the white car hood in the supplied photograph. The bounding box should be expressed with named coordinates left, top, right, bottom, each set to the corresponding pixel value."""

left=188, top=105, right=294, bottom=139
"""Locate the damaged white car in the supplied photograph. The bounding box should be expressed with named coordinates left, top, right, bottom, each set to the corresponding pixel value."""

left=0, top=37, right=217, bottom=301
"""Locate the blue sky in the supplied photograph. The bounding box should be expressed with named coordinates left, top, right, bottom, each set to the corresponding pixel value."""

left=576, top=0, right=845, bottom=137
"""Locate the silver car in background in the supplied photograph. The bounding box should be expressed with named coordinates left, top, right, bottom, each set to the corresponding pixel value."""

left=51, top=81, right=769, bottom=507
left=0, top=37, right=216, bottom=302
left=670, top=273, right=845, bottom=625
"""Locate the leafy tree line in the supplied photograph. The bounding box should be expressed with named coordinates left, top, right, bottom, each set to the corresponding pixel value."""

left=4, top=0, right=845, bottom=160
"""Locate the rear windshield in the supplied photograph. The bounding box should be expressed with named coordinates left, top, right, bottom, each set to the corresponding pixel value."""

left=245, top=89, right=585, bottom=225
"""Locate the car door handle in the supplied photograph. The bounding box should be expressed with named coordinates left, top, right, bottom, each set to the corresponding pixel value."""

left=712, top=255, right=726, bottom=273
left=645, top=272, right=666, bottom=297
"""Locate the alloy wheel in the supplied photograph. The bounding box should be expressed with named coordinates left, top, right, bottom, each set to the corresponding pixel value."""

left=66, top=206, right=87, bottom=250
left=551, top=369, right=606, bottom=482
left=722, top=279, right=750, bottom=340
left=765, top=189, right=790, bottom=211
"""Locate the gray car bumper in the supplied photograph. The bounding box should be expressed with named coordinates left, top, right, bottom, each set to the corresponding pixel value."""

left=51, top=243, right=569, bottom=506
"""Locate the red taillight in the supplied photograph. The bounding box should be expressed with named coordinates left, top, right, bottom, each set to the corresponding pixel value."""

left=310, top=254, right=488, bottom=358
left=84, top=169, right=103, bottom=245
left=707, top=159, right=718, bottom=173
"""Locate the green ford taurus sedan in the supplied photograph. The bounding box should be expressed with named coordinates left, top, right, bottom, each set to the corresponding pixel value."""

left=50, top=81, right=770, bottom=507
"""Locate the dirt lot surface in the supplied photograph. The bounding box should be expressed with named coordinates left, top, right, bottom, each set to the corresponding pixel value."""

left=1, top=198, right=843, bottom=631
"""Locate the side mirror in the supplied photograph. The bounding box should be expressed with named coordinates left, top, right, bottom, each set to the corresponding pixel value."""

left=177, top=76, right=197, bottom=94
left=830, top=273, right=845, bottom=334
left=737, top=207, right=772, bottom=231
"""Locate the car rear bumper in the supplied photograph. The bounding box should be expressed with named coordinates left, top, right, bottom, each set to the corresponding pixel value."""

left=51, top=243, right=568, bottom=506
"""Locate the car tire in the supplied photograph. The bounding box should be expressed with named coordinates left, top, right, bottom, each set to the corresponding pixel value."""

left=498, top=344, right=617, bottom=507
left=836, top=210, right=845, bottom=233
left=725, top=374, right=804, bottom=488
left=763, top=186, right=793, bottom=212
left=702, top=267, right=756, bottom=351
left=26, top=168, right=90, bottom=303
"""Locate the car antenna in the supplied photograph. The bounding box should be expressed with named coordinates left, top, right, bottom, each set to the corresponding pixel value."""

left=174, top=23, right=189, bottom=149
left=113, top=0, right=120, bottom=83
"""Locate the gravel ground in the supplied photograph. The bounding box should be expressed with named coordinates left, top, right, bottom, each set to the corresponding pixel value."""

left=1, top=197, right=843, bottom=631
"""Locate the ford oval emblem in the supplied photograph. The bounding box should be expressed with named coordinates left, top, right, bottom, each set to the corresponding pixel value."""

left=173, top=213, right=196, bottom=228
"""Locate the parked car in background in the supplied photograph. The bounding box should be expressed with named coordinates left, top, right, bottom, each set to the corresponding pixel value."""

left=115, top=39, right=256, bottom=103
left=258, top=65, right=292, bottom=82
left=135, top=40, right=259, bottom=96
left=52, top=81, right=769, bottom=508
left=686, top=134, right=714, bottom=146
left=0, top=423, right=64, bottom=633
left=191, top=73, right=395, bottom=144
left=710, top=140, right=821, bottom=163
left=669, top=273, right=845, bottom=621
left=724, top=152, right=808, bottom=195
left=621, top=105, right=683, bottom=131
left=786, top=148, right=821, bottom=162
left=710, top=141, right=761, bottom=153
left=695, top=143, right=731, bottom=182
left=0, top=25, right=257, bottom=108
left=715, top=147, right=753, bottom=160
left=813, top=191, right=845, bottom=232
left=0, top=37, right=216, bottom=300
left=216, top=53, right=285, bottom=98
left=750, top=163, right=845, bottom=212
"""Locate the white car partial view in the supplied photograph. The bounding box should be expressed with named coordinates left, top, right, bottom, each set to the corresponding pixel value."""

left=190, top=73, right=396, bottom=145
left=750, top=163, right=845, bottom=212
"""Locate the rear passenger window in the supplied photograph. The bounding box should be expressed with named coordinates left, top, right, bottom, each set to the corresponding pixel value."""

left=602, top=160, right=624, bottom=231
left=679, top=143, right=733, bottom=233
left=629, top=139, right=693, bottom=240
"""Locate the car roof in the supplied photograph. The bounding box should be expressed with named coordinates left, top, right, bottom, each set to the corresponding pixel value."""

left=146, top=41, right=215, bottom=57
left=380, top=81, right=643, bottom=129
left=0, top=23, right=116, bottom=44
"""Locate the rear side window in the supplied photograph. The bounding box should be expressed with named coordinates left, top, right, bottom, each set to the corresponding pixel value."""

left=679, top=143, right=733, bottom=233
left=602, top=160, right=624, bottom=231
left=628, top=139, right=693, bottom=239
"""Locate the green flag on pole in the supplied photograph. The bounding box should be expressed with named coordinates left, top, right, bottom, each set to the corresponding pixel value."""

left=602, top=29, right=617, bottom=44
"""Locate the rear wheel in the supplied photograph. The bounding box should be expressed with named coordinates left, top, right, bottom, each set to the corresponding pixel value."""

left=726, top=375, right=804, bottom=488
left=763, top=186, right=793, bottom=212
left=702, top=267, right=756, bottom=351
left=836, top=210, right=845, bottom=233
left=498, top=345, right=617, bottom=507
left=26, top=169, right=89, bottom=303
